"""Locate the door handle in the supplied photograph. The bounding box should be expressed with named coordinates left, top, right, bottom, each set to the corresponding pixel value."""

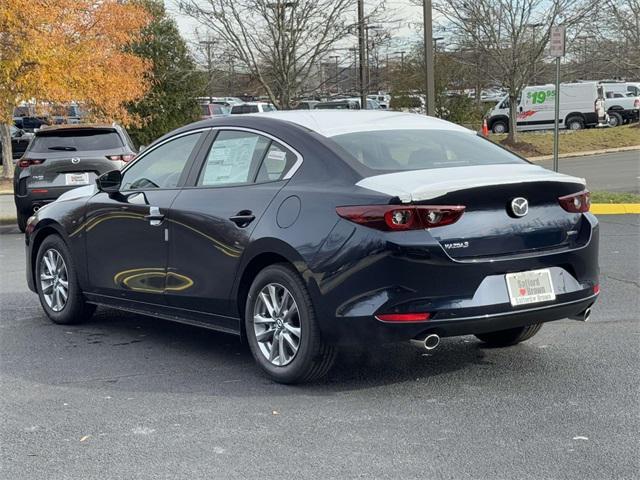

left=145, top=206, right=164, bottom=226
left=229, top=210, right=255, bottom=227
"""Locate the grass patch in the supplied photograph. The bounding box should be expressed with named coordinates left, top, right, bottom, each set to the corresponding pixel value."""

left=491, top=123, right=640, bottom=157
left=591, top=191, right=640, bottom=204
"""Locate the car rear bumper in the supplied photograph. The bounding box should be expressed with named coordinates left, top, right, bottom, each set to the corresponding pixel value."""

left=321, top=291, right=598, bottom=345
left=14, top=185, right=89, bottom=213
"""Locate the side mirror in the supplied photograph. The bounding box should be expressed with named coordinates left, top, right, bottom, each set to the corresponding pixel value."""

left=96, top=170, right=122, bottom=193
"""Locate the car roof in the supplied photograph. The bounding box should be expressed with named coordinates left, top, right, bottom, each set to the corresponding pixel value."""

left=248, top=110, right=471, bottom=137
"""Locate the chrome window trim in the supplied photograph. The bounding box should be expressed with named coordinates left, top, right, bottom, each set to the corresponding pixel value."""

left=121, top=128, right=211, bottom=175
left=204, top=126, right=303, bottom=180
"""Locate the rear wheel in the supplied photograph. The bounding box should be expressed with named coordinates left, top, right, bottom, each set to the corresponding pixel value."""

left=245, top=264, right=336, bottom=384
left=474, top=323, right=542, bottom=347
left=566, top=116, right=584, bottom=130
left=36, top=235, right=95, bottom=325
left=607, top=111, right=623, bottom=127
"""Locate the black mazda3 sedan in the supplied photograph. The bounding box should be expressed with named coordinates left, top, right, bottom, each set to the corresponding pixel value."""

left=24, top=111, right=599, bottom=383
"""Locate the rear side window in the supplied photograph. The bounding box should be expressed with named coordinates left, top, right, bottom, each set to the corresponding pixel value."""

left=255, top=143, right=297, bottom=182
left=29, top=130, right=123, bottom=152
left=330, top=129, right=524, bottom=172
left=198, top=131, right=270, bottom=186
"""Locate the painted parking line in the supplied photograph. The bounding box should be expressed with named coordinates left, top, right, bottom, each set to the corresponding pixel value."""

left=591, top=204, right=640, bottom=214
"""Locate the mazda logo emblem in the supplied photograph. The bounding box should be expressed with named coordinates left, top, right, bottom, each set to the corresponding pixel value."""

left=71, top=157, right=80, bottom=164
left=511, top=197, right=529, bottom=217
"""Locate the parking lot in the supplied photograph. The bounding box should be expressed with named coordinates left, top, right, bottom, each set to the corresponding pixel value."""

left=0, top=214, right=637, bottom=479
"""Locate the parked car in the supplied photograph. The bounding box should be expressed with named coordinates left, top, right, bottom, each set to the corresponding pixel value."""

left=200, top=103, right=230, bottom=119
left=294, top=100, right=320, bottom=110
left=0, top=126, right=34, bottom=165
left=487, top=82, right=601, bottom=133
left=13, top=124, right=136, bottom=231
left=230, top=102, right=277, bottom=114
left=368, top=94, right=390, bottom=109
left=15, top=116, right=50, bottom=132
left=24, top=111, right=599, bottom=383
left=315, top=100, right=360, bottom=110
left=601, top=90, right=640, bottom=127
left=50, top=105, right=83, bottom=125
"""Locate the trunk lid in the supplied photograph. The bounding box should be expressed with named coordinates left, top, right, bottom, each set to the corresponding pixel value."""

left=357, top=164, right=587, bottom=258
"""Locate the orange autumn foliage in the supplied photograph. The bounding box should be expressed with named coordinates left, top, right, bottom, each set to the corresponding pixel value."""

left=0, top=0, right=152, bottom=125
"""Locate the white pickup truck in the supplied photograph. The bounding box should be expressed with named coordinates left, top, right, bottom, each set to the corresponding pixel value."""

left=602, top=87, right=640, bottom=127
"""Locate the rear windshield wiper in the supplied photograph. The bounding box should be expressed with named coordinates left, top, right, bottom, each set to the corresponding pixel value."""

left=47, top=146, right=77, bottom=151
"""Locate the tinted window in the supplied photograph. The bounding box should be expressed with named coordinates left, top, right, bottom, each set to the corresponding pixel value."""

left=198, top=131, right=270, bottom=186
left=262, top=104, right=276, bottom=112
left=29, top=130, right=122, bottom=152
left=330, top=130, right=524, bottom=172
left=255, top=142, right=297, bottom=182
left=121, top=132, right=202, bottom=190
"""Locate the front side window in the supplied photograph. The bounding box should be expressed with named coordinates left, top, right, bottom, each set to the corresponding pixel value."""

left=330, top=129, right=525, bottom=172
left=121, top=132, right=202, bottom=190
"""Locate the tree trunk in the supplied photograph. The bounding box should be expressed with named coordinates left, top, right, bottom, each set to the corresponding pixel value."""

left=507, top=93, right=518, bottom=144
left=1, top=123, right=13, bottom=180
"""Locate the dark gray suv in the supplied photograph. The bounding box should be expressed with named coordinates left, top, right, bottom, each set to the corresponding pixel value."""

left=13, top=124, right=136, bottom=231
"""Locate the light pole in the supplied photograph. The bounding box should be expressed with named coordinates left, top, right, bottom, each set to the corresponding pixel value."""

left=357, top=0, right=367, bottom=108
left=364, top=25, right=382, bottom=95
left=422, top=0, right=435, bottom=115
left=527, top=23, right=543, bottom=83
left=199, top=40, right=216, bottom=103
left=330, top=55, right=340, bottom=94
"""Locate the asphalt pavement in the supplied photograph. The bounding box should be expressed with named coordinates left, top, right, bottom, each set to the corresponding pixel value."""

left=0, top=215, right=638, bottom=479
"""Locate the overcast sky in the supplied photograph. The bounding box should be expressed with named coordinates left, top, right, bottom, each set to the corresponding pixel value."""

left=165, top=0, right=434, bottom=62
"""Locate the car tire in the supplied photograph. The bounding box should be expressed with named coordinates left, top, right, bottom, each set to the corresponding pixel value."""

left=474, top=323, right=542, bottom=347
left=245, top=263, right=336, bottom=384
left=491, top=120, right=508, bottom=134
left=35, top=235, right=96, bottom=325
left=566, top=116, right=584, bottom=130
left=17, top=210, right=28, bottom=233
left=607, top=111, right=623, bottom=127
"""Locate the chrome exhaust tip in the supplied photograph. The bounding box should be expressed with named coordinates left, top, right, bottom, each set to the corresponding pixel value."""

left=32, top=205, right=40, bottom=212
left=570, top=307, right=592, bottom=322
left=410, top=333, right=440, bottom=351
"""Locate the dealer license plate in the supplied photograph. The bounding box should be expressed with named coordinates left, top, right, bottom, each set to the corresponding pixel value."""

left=65, top=173, right=89, bottom=186
left=505, top=269, right=556, bottom=306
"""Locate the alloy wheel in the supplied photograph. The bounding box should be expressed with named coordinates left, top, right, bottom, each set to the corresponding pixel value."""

left=40, top=249, right=69, bottom=312
left=253, top=283, right=301, bottom=366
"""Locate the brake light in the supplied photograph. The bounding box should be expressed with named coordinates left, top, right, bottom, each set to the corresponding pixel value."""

left=375, top=312, right=431, bottom=322
left=558, top=190, right=590, bottom=213
left=593, top=284, right=600, bottom=295
left=107, top=154, right=135, bottom=162
left=17, top=158, right=45, bottom=168
left=336, top=205, right=465, bottom=231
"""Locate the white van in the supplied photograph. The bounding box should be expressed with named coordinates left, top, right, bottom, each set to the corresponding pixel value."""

left=487, top=82, right=600, bottom=133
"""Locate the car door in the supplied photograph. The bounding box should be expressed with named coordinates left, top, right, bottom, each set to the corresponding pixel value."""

left=165, top=128, right=301, bottom=329
left=84, top=130, right=208, bottom=305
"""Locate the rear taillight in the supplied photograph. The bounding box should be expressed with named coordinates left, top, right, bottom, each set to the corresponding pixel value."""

left=107, top=154, right=135, bottom=162
left=336, top=205, right=465, bottom=231
left=375, top=312, right=431, bottom=322
left=558, top=190, right=590, bottom=213
left=17, top=158, right=45, bottom=168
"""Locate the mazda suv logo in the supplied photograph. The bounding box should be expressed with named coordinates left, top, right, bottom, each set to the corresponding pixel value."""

left=71, top=157, right=80, bottom=164
left=511, top=197, right=529, bottom=217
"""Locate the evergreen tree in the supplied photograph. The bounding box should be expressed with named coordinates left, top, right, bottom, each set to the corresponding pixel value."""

left=127, top=0, right=204, bottom=147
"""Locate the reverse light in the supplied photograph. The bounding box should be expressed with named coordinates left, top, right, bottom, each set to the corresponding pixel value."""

left=17, top=158, right=45, bottom=168
left=375, top=312, right=431, bottom=322
left=336, top=205, right=465, bottom=231
left=558, top=190, right=590, bottom=213
left=107, top=154, right=135, bottom=162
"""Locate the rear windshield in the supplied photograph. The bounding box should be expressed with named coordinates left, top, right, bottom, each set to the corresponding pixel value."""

left=330, top=129, right=524, bottom=172
left=29, top=130, right=123, bottom=152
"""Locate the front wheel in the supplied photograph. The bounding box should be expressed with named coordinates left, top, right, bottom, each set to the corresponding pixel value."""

left=491, top=120, right=508, bottom=134
left=36, top=235, right=95, bottom=324
left=474, top=323, right=542, bottom=347
left=245, top=264, right=336, bottom=384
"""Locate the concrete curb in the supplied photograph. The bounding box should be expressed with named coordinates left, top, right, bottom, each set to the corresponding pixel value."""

left=590, top=204, right=640, bottom=214
left=527, top=145, right=640, bottom=162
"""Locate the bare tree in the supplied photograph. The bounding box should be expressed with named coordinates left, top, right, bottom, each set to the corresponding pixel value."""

left=180, top=0, right=382, bottom=109
left=435, top=0, right=595, bottom=143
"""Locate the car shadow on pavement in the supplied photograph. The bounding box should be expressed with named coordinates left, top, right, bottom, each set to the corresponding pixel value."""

left=2, top=305, right=560, bottom=396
